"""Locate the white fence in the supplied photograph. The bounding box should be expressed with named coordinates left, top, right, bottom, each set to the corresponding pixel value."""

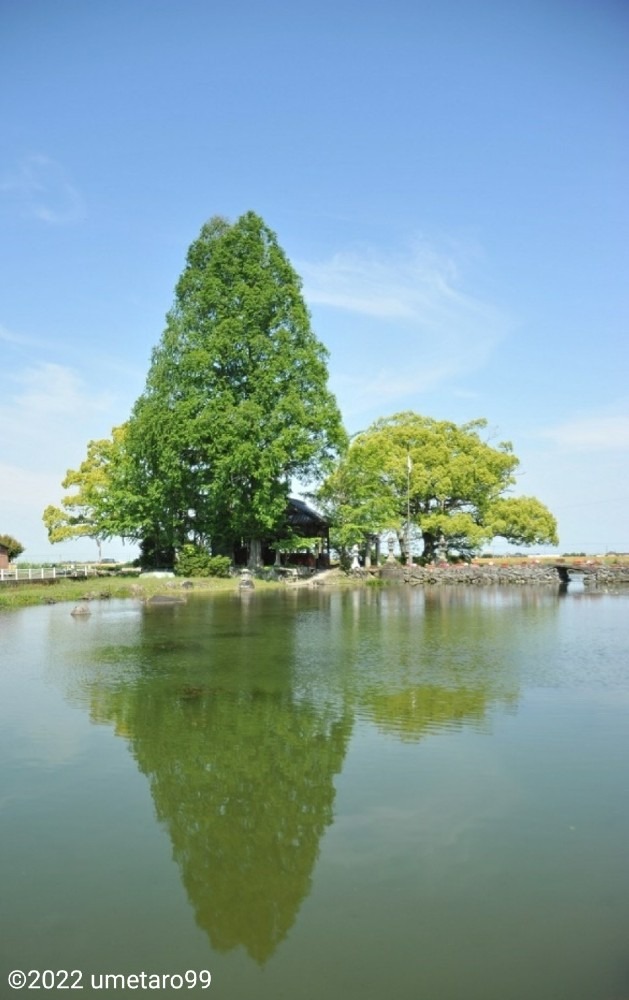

left=0, top=566, right=96, bottom=583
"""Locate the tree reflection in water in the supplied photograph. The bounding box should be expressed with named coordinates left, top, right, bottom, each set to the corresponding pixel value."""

left=81, top=587, right=527, bottom=963
left=87, top=598, right=352, bottom=964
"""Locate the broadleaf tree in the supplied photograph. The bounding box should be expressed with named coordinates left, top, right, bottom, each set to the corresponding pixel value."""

left=42, top=425, right=136, bottom=552
left=0, top=533, right=25, bottom=561
left=123, top=211, right=347, bottom=566
left=318, top=411, right=558, bottom=562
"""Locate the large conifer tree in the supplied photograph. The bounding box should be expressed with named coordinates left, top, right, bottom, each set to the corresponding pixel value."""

left=126, top=212, right=346, bottom=566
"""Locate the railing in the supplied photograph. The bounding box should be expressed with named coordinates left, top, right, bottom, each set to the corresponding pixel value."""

left=0, top=566, right=96, bottom=583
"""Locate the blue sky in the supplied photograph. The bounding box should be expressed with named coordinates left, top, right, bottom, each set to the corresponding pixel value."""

left=1, top=0, right=627, bottom=560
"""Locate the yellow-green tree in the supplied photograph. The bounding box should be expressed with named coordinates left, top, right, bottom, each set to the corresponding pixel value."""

left=43, top=425, right=131, bottom=547
left=319, top=411, right=558, bottom=562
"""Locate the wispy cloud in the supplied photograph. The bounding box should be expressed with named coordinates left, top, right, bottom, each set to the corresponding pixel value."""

left=0, top=462, right=61, bottom=508
left=0, top=363, right=113, bottom=477
left=330, top=362, right=456, bottom=414
left=0, top=154, right=85, bottom=224
left=0, top=323, right=27, bottom=345
left=0, top=363, right=116, bottom=557
left=298, top=238, right=510, bottom=419
left=300, top=240, right=476, bottom=324
left=7, top=362, right=111, bottom=418
left=541, top=411, right=629, bottom=452
left=0, top=322, right=54, bottom=350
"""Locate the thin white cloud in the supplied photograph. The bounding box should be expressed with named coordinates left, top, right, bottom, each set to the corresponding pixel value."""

left=298, top=238, right=510, bottom=419
left=0, top=462, right=61, bottom=511
left=7, top=362, right=111, bottom=418
left=330, top=362, right=456, bottom=415
left=0, top=461, right=66, bottom=559
left=0, top=363, right=113, bottom=478
left=0, top=363, right=121, bottom=559
left=0, top=154, right=85, bottom=224
left=541, top=413, right=629, bottom=452
left=299, top=240, right=496, bottom=328
left=0, top=323, right=31, bottom=346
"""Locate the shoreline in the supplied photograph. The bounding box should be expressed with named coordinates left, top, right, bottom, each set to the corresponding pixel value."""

left=2, top=561, right=629, bottom=612
left=380, top=561, right=629, bottom=588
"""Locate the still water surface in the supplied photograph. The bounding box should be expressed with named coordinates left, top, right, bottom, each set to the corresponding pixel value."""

left=1, top=586, right=628, bottom=999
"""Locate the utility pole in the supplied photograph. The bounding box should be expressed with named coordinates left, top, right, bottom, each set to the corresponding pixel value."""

left=406, top=450, right=412, bottom=566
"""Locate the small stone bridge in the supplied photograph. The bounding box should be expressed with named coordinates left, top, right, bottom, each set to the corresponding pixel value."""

left=553, top=563, right=595, bottom=584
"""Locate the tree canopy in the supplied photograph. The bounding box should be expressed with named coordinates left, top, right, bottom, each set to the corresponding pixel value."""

left=42, top=213, right=559, bottom=571
left=43, top=426, right=130, bottom=549
left=318, top=411, right=558, bottom=562
left=122, top=211, right=346, bottom=566
left=0, top=533, right=25, bottom=561
left=43, top=212, right=346, bottom=567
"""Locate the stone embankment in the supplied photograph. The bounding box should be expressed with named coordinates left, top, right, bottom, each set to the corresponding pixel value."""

left=584, top=564, right=629, bottom=588
left=379, top=562, right=629, bottom=588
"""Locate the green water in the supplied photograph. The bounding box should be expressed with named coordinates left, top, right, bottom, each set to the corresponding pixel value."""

left=1, top=586, right=628, bottom=999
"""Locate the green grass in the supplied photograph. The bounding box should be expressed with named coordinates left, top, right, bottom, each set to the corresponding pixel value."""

left=0, top=574, right=284, bottom=611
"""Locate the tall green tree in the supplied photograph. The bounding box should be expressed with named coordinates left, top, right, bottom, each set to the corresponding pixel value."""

left=125, top=212, right=346, bottom=566
left=319, top=411, right=558, bottom=562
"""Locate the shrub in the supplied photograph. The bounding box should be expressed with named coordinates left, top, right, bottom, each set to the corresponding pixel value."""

left=207, top=555, right=233, bottom=577
left=0, top=533, right=25, bottom=561
left=175, top=545, right=231, bottom=578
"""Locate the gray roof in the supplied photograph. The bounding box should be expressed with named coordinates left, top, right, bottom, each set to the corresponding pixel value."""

left=286, top=498, right=328, bottom=536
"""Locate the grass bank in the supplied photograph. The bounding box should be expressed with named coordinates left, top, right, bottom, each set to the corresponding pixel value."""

left=0, top=574, right=283, bottom=611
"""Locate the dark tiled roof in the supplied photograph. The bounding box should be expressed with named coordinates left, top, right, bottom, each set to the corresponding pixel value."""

left=286, top=497, right=328, bottom=535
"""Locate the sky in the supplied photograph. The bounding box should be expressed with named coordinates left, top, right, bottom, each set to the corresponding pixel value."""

left=1, top=0, right=627, bottom=561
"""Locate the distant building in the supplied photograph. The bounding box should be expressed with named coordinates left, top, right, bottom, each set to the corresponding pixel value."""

left=0, top=543, right=9, bottom=569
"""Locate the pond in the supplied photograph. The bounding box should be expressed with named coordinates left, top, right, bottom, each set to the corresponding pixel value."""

left=1, top=585, right=628, bottom=999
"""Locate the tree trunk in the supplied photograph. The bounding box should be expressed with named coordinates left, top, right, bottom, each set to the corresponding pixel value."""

left=364, top=536, right=372, bottom=569
left=422, top=531, right=438, bottom=564
left=248, top=538, right=262, bottom=570
left=397, top=529, right=407, bottom=564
